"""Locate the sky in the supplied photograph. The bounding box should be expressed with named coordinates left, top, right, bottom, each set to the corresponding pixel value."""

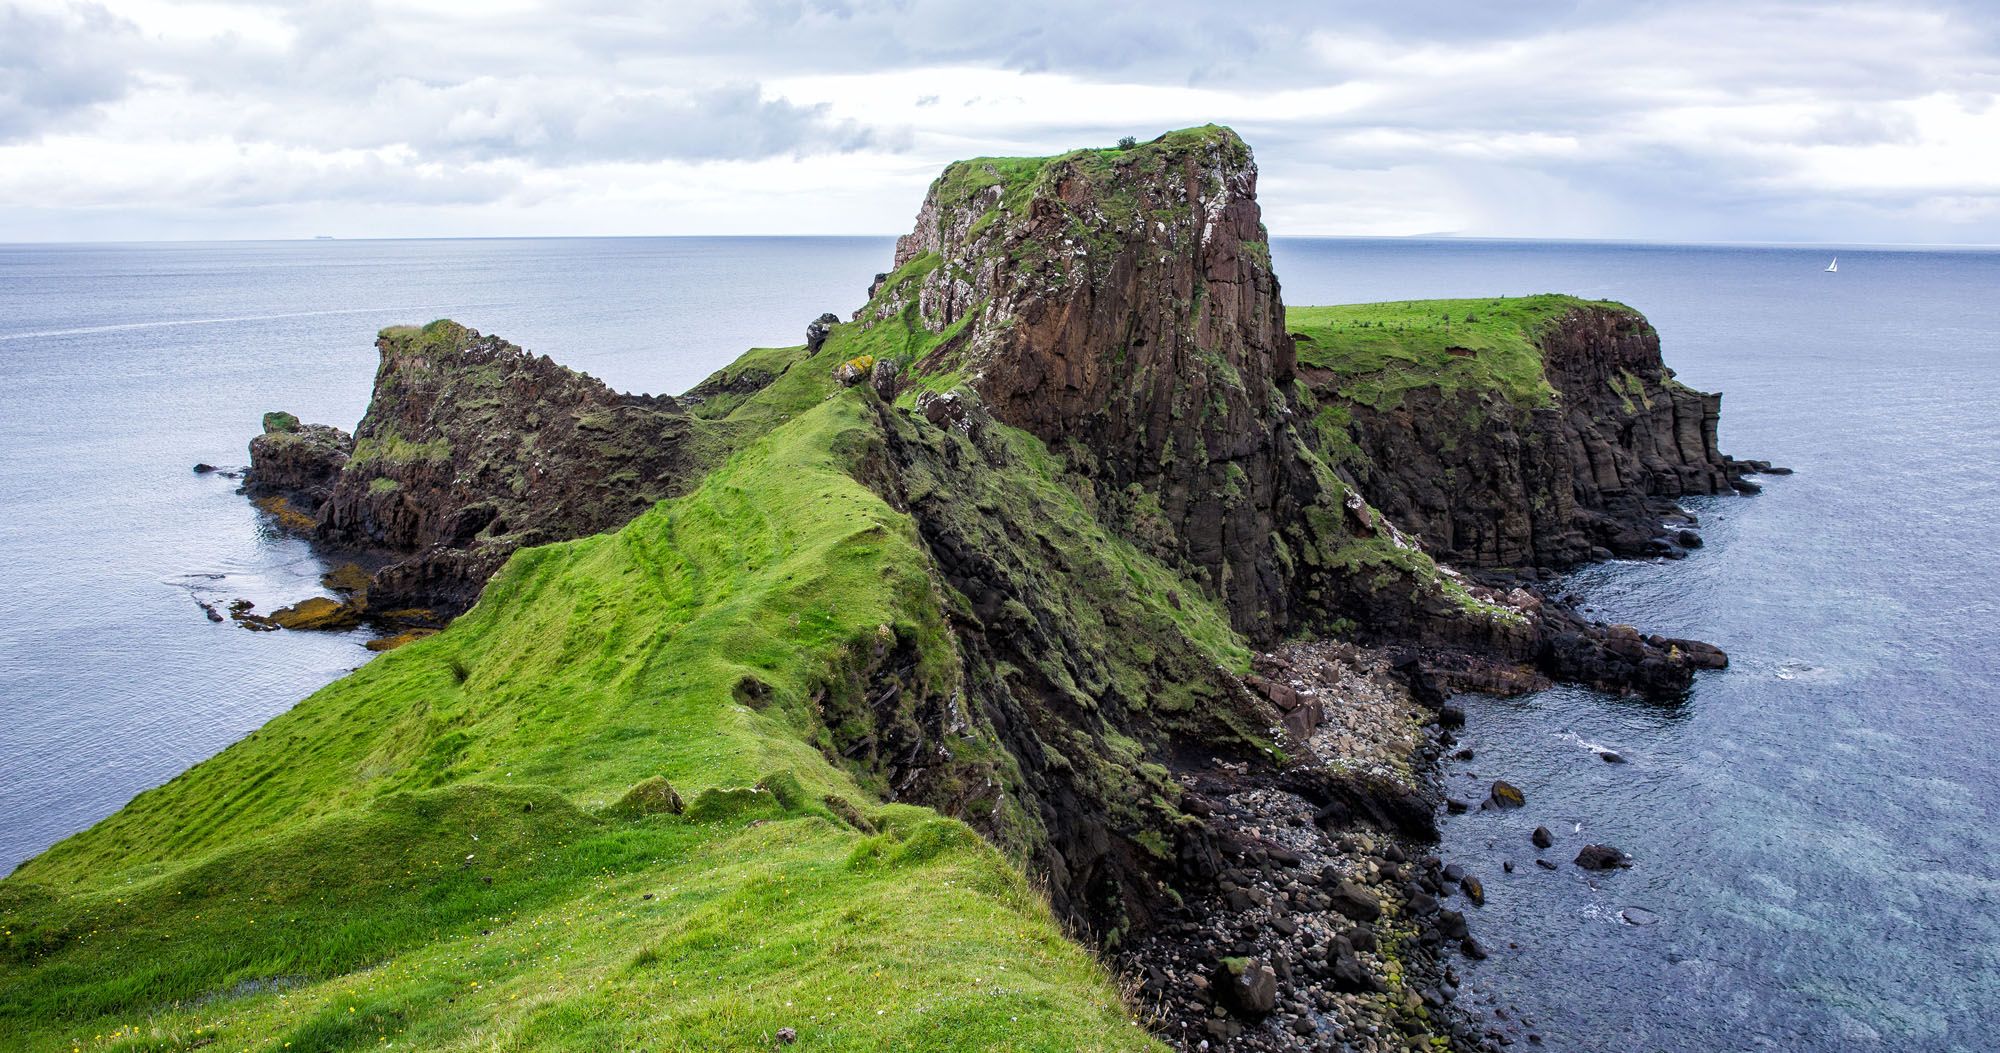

left=2, top=0, right=1998, bottom=244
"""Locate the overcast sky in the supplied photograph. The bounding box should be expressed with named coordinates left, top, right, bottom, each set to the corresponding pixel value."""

left=3, top=0, right=1997, bottom=243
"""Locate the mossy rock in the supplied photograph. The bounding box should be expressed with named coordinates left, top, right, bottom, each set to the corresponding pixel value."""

left=252, top=495, right=318, bottom=532
left=754, top=771, right=810, bottom=812
left=606, top=776, right=685, bottom=818
left=320, top=563, right=374, bottom=595
left=364, top=629, right=435, bottom=652
left=268, top=596, right=363, bottom=631
left=262, top=411, right=302, bottom=434
left=374, top=607, right=443, bottom=628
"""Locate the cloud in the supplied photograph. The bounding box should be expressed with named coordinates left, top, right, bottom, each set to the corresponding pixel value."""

left=0, top=0, right=1996, bottom=242
left=238, top=79, right=891, bottom=164
left=0, top=2, right=135, bottom=142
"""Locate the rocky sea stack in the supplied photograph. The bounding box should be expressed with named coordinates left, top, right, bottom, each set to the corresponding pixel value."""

left=3, top=127, right=1767, bottom=1052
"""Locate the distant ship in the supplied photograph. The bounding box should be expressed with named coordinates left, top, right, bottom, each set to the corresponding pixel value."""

left=1825, top=257, right=1838, bottom=272
left=313, top=235, right=336, bottom=240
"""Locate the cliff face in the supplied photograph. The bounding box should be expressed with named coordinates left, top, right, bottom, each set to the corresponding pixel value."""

left=875, top=127, right=1322, bottom=640
left=1293, top=296, right=1747, bottom=572
left=248, top=321, right=699, bottom=616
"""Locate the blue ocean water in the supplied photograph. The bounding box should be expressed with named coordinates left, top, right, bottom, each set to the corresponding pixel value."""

left=1, top=235, right=1995, bottom=1049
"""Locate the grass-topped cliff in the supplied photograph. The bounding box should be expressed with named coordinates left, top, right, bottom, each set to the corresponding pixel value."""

left=1286, top=294, right=1744, bottom=570
left=1288, top=294, right=1634, bottom=410
left=3, top=127, right=1746, bottom=1053
left=3, top=390, right=1169, bottom=1052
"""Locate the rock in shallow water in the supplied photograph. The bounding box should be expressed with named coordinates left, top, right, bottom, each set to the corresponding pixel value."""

left=1574, top=844, right=1632, bottom=870
left=268, top=596, right=363, bottom=631
left=1532, top=825, right=1554, bottom=849
left=1618, top=906, right=1662, bottom=926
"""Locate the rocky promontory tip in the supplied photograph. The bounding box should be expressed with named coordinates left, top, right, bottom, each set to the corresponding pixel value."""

left=246, top=320, right=703, bottom=620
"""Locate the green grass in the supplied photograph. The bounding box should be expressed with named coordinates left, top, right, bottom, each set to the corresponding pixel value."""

left=1287, top=294, right=1641, bottom=411
left=2, top=393, right=1159, bottom=1052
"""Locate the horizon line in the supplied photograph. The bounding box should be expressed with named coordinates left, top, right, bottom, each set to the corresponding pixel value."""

left=3, top=233, right=1997, bottom=253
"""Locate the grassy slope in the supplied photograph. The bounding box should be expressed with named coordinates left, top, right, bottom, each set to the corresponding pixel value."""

left=1, top=393, right=1159, bottom=1052
left=1287, top=293, right=1639, bottom=411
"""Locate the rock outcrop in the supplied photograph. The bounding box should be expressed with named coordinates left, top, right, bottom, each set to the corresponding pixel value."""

left=1296, top=297, right=1755, bottom=569
left=245, top=411, right=352, bottom=509
left=874, top=127, right=1454, bottom=648
left=863, top=128, right=1727, bottom=696
left=247, top=321, right=699, bottom=617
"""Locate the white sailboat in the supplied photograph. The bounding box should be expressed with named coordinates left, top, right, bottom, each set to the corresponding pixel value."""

left=1825, top=257, right=1838, bottom=272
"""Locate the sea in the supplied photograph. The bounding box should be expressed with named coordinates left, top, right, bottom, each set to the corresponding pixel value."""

left=1, top=235, right=1995, bottom=1050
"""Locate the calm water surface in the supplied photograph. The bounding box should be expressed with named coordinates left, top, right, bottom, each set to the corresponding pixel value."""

left=1, top=235, right=1995, bottom=1050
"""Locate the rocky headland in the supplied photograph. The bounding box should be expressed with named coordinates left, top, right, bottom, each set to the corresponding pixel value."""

left=2, top=127, right=1767, bottom=1052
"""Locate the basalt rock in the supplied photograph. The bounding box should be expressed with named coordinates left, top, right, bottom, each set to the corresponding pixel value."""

left=878, top=127, right=1373, bottom=644
left=1300, top=299, right=1753, bottom=571
left=245, top=411, right=352, bottom=509
left=863, top=394, right=1268, bottom=936
left=1575, top=844, right=1633, bottom=870
left=871, top=128, right=1734, bottom=703
left=247, top=321, right=702, bottom=617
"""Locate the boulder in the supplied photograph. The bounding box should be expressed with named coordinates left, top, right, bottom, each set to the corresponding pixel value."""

left=1325, top=937, right=1384, bottom=994
left=1487, top=780, right=1526, bottom=809
left=805, top=312, right=840, bottom=352
left=869, top=358, right=902, bottom=400
left=1213, top=957, right=1277, bottom=1017
left=611, top=776, right=686, bottom=817
left=1324, top=878, right=1382, bottom=922
left=1575, top=844, right=1631, bottom=870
